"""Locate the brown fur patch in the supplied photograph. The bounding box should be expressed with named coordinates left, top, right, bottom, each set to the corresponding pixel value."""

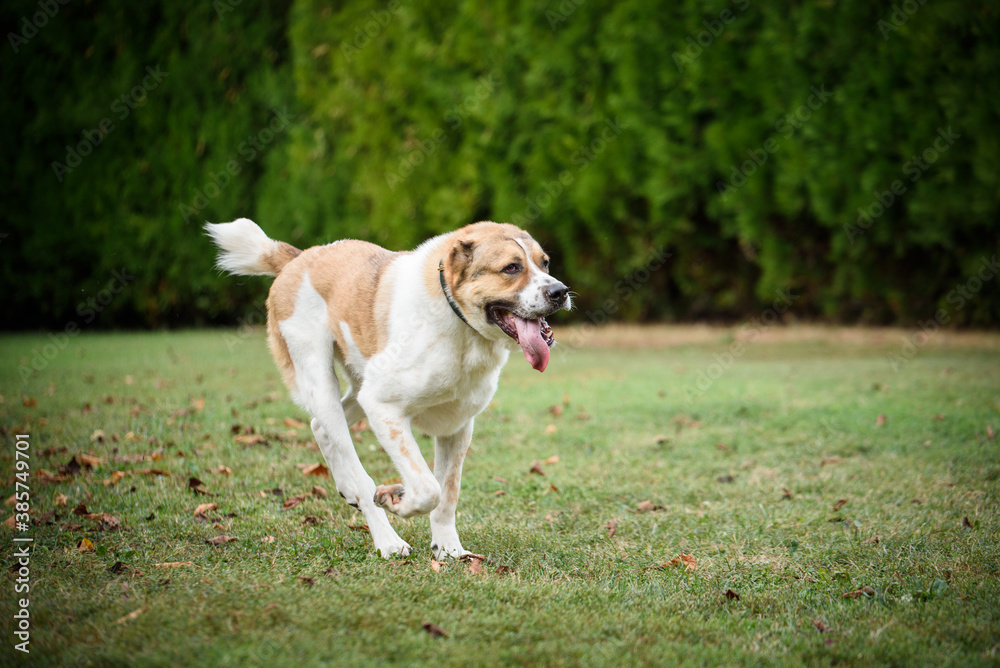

left=262, top=242, right=302, bottom=275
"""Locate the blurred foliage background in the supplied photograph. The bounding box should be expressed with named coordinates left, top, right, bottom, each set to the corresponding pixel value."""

left=2, top=0, right=998, bottom=329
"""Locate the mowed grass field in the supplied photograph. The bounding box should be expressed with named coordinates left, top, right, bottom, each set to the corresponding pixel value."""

left=1, top=327, right=999, bottom=666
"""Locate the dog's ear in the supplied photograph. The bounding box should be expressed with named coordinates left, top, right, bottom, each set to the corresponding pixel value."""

left=447, top=239, right=475, bottom=280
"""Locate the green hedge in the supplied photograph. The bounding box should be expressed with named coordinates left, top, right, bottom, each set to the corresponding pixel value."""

left=4, top=0, right=999, bottom=329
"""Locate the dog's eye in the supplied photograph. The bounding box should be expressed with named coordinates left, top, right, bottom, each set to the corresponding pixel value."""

left=541, top=258, right=550, bottom=270
left=501, top=263, right=521, bottom=275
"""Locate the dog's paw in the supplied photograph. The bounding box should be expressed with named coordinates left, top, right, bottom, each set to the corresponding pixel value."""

left=374, top=484, right=405, bottom=513
left=377, top=539, right=412, bottom=559
left=431, top=540, right=471, bottom=560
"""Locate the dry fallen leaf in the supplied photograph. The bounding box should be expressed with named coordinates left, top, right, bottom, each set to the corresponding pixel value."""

left=115, top=606, right=149, bottom=624
left=282, top=494, right=309, bottom=510
left=932, top=413, right=945, bottom=421
left=312, top=485, right=328, bottom=499
left=3, top=495, right=13, bottom=506
left=23, top=396, right=38, bottom=407
left=549, top=404, right=564, bottom=418
left=781, top=487, right=793, bottom=500
left=875, top=414, right=886, bottom=427
left=153, top=561, right=197, bottom=568
left=55, top=494, right=68, bottom=506
left=233, top=434, right=267, bottom=446
left=284, top=417, right=308, bottom=429
left=422, top=622, right=448, bottom=638
left=820, top=457, right=843, bottom=467
left=90, top=429, right=107, bottom=443
left=193, top=503, right=218, bottom=517
left=72, top=502, right=89, bottom=516
left=78, top=453, right=103, bottom=468
left=494, top=490, right=506, bottom=496
left=468, top=557, right=484, bottom=575
left=843, top=586, right=876, bottom=599
left=215, top=465, right=232, bottom=475
left=606, top=519, right=617, bottom=538
left=3, top=516, right=17, bottom=529
left=658, top=553, right=697, bottom=571
left=191, top=397, right=205, bottom=412
left=493, top=476, right=508, bottom=484
left=301, top=463, right=330, bottom=477
left=205, top=535, right=237, bottom=546
left=104, top=471, right=126, bottom=486
left=544, top=455, right=560, bottom=465
left=832, top=499, right=848, bottom=512
left=430, top=559, right=445, bottom=573
left=631, top=500, right=664, bottom=513
left=544, top=424, right=557, bottom=435
left=135, top=468, right=170, bottom=477
left=528, top=462, right=545, bottom=476
left=77, top=538, right=95, bottom=553
left=347, top=524, right=370, bottom=533
left=813, top=619, right=831, bottom=633
left=725, top=589, right=741, bottom=601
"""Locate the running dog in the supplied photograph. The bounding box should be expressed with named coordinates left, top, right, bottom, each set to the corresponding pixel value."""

left=206, top=219, right=571, bottom=558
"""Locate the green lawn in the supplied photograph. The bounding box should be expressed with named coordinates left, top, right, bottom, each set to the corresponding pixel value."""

left=2, top=327, right=999, bottom=666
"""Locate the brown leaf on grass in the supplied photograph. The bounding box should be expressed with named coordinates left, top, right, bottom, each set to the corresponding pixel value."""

left=716, top=475, right=735, bottom=484
left=76, top=537, right=95, bottom=553
left=23, top=396, right=38, bottom=407
left=725, top=589, right=741, bottom=601
left=302, top=516, right=321, bottom=526
left=528, top=462, right=545, bottom=476
left=55, top=494, right=68, bottom=506
left=104, top=471, right=126, bottom=486
left=262, top=535, right=276, bottom=544
left=962, top=516, right=973, bottom=530
left=154, top=561, right=196, bottom=568
left=544, top=455, right=560, bottom=465
left=3, top=516, right=17, bottom=529
left=813, top=619, right=832, bottom=633
left=85, top=513, right=121, bottom=530
left=191, top=397, right=205, bottom=412
left=820, top=457, right=843, bottom=467
left=422, top=622, right=448, bottom=638
left=875, top=414, right=886, bottom=427
left=282, top=494, right=309, bottom=510
left=90, top=429, right=107, bottom=443
left=549, top=405, right=564, bottom=418
left=347, top=524, right=369, bottom=532
left=781, top=487, right=794, bottom=500
left=430, top=559, right=445, bottom=573
left=233, top=434, right=267, bottom=446
left=864, top=535, right=880, bottom=545
left=312, top=485, right=328, bottom=499
left=3, top=495, right=13, bottom=506
left=300, top=463, right=330, bottom=477
left=544, top=424, right=557, bottom=435
left=189, top=477, right=211, bottom=496
left=832, top=499, right=848, bottom=512
left=284, top=417, right=307, bottom=429
left=493, top=476, right=509, bottom=484
left=654, top=553, right=697, bottom=571
left=987, top=425, right=995, bottom=440
left=135, top=468, right=170, bottom=476
left=193, top=503, right=218, bottom=517
left=932, top=413, right=945, bottom=421
left=548, top=483, right=560, bottom=492
left=206, top=535, right=237, bottom=546
left=494, top=490, right=506, bottom=496
left=115, top=606, right=149, bottom=624
left=72, top=503, right=89, bottom=516
left=36, top=469, right=71, bottom=483
left=606, top=519, right=617, bottom=538
left=468, top=557, right=484, bottom=575
left=631, top=500, right=664, bottom=513
left=78, top=453, right=103, bottom=468
left=214, top=465, right=232, bottom=475
left=843, top=586, right=876, bottom=599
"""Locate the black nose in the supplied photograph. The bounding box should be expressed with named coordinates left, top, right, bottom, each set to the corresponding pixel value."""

left=545, top=282, right=569, bottom=304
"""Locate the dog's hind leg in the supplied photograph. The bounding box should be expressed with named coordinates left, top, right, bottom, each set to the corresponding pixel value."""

left=277, top=274, right=410, bottom=558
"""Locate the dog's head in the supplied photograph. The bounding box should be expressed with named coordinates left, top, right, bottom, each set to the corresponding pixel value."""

left=441, top=222, right=572, bottom=372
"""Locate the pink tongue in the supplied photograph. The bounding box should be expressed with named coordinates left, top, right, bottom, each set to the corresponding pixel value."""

left=513, top=316, right=550, bottom=372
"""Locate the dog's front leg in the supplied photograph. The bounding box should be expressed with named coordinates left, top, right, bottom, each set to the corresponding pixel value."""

left=430, top=420, right=473, bottom=559
left=363, top=401, right=441, bottom=519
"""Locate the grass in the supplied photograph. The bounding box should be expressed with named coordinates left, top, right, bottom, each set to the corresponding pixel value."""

left=2, top=326, right=999, bottom=666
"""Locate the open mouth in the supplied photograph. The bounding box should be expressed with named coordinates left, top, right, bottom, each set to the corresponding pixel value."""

left=487, top=305, right=555, bottom=372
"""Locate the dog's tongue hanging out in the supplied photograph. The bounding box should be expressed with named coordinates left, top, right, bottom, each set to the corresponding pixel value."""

left=513, top=316, right=550, bottom=372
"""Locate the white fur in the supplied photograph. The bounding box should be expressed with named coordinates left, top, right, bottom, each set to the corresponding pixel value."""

left=204, top=218, right=285, bottom=276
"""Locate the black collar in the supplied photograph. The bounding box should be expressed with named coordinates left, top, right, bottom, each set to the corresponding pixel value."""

left=438, top=259, right=475, bottom=330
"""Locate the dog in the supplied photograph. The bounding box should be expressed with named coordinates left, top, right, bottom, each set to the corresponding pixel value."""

left=206, top=219, right=571, bottom=558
